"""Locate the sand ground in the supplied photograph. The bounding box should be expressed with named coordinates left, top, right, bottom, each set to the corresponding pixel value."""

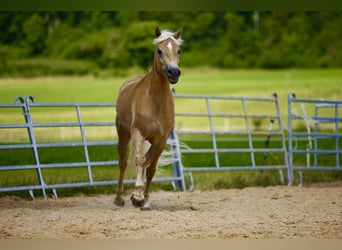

left=0, top=183, right=341, bottom=239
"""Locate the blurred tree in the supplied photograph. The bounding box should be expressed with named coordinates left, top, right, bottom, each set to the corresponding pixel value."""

left=0, top=13, right=27, bottom=47
left=0, top=11, right=341, bottom=75
left=216, top=12, right=247, bottom=67
left=314, top=12, right=342, bottom=67
left=22, top=13, right=47, bottom=56
left=121, top=21, right=158, bottom=69
left=113, top=12, right=138, bottom=27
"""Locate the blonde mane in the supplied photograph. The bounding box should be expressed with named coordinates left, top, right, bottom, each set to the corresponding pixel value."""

left=153, top=30, right=184, bottom=45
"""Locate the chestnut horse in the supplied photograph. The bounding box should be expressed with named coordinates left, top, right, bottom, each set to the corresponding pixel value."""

left=114, top=27, right=183, bottom=210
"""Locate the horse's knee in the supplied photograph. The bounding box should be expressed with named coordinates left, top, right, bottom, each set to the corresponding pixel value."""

left=135, top=155, right=146, bottom=167
left=135, top=156, right=151, bottom=169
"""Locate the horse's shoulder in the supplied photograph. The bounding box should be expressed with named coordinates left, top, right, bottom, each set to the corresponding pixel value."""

left=120, top=76, right=143, bottom=92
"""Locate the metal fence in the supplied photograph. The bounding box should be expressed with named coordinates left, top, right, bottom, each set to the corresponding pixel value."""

left=0, top=96, right=184, bottom=198
left=1, top=93, right=341, bottom=197
left=287, top=93, right=342, bottom=185
left=173, top=93, right=290, bottom=189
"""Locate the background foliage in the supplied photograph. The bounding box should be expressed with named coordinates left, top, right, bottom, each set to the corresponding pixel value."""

left=0, top=11, right=341, bottom=77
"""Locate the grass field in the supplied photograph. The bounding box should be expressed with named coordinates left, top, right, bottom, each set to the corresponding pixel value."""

left=0, top=68, right=341, bottom=197
left=1, top=67, right=341, bottom=103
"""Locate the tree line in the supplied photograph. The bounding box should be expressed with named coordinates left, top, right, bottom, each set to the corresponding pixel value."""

left=0, top=12, right=341, bottom=76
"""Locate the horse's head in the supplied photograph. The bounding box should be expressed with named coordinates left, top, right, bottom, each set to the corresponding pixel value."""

left=154, top=27, right=183, bottom=84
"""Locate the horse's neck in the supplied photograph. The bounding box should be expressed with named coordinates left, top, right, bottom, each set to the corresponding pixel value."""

left=147, top=56, right=170, bottom=93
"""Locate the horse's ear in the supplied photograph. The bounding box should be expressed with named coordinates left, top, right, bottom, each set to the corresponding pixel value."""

left=155, top=27, right=161, bottom=37
left=173, top=27, right=183, bottom=39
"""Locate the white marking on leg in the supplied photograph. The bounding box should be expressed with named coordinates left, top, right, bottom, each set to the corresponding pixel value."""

left=136, top=164, right=145, bottom=188
left=132, top=129, right=145, bottom=189
left=167, top=41, right=172, bottom=52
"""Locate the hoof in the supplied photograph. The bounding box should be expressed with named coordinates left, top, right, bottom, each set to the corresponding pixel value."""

left=114, top=197, right=125, bottom=207
left=131, top=194, right=145, bottom=208
left=141, top=205, right=152, bottom=211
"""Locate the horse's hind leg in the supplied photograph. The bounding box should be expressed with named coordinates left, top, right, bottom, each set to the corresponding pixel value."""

left=114, top=126, right=130, bottom=207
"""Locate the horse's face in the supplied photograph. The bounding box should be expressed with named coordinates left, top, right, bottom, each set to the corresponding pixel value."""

left=155, top=28, right=183, bottom=84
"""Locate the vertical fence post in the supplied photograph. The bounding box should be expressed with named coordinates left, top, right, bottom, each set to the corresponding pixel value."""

left=334, top=103, right=340, bottom=168
left=272, top=93, right=289, bottom=185
left=242, top=97, right=256, bottom=167
left=287, top=93, right=295, bottom=185
left=314, top=104, right=319, bottom=167
left=23, top=96, right=47, bottom=199
left=169, top=129, right=186, bottom=191
left=76, top=105, right=93, bottom=183
left=205, top=97, right=220, bottom=168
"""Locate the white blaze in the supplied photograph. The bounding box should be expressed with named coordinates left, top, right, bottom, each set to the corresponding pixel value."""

left=167, top=41, right=172, bottom=52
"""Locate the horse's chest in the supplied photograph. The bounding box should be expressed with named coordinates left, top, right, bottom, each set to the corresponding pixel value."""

left=134, top=100, right=174, bottom=136
left=141, top=109, right=173, bottom=128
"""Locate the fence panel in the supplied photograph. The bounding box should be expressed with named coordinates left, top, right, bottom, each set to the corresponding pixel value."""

left=287, top=93, right=342, bottom=185
left=173, top=93, right=290, bottom=190
left=0, top=96, right=185, bottom=198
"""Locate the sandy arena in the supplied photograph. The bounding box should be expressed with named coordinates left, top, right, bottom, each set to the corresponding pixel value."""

left=0, top=183, right=341, bottom=239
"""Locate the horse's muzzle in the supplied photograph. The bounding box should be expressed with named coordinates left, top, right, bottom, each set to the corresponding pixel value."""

left=165, top=66, right=181, bottom=84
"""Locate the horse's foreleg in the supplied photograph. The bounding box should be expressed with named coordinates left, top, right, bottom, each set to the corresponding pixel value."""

left=140, top=144, right=165, bottom=211
left=130, top=128, right=148, bottom=208
left=140, top=159, right=158, bottom=211
left=114, top=126, right=130, bottom=207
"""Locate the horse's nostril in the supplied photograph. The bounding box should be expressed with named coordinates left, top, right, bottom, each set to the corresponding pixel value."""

left=168, top=68, right=180, bottom=77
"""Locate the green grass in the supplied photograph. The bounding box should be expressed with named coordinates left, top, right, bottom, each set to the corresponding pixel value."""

left=1, top=67, right=341, bottom=103
left=1, top=68, right=342, bottom=198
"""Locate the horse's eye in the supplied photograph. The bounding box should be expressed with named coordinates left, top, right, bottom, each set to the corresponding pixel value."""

left=177, top=49, right=181, bottom=55
left=157, top=48, right=163, bottom=56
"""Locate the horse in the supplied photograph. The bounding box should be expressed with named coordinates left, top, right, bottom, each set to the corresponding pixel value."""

left=114, top=27, right=183, bottom=210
